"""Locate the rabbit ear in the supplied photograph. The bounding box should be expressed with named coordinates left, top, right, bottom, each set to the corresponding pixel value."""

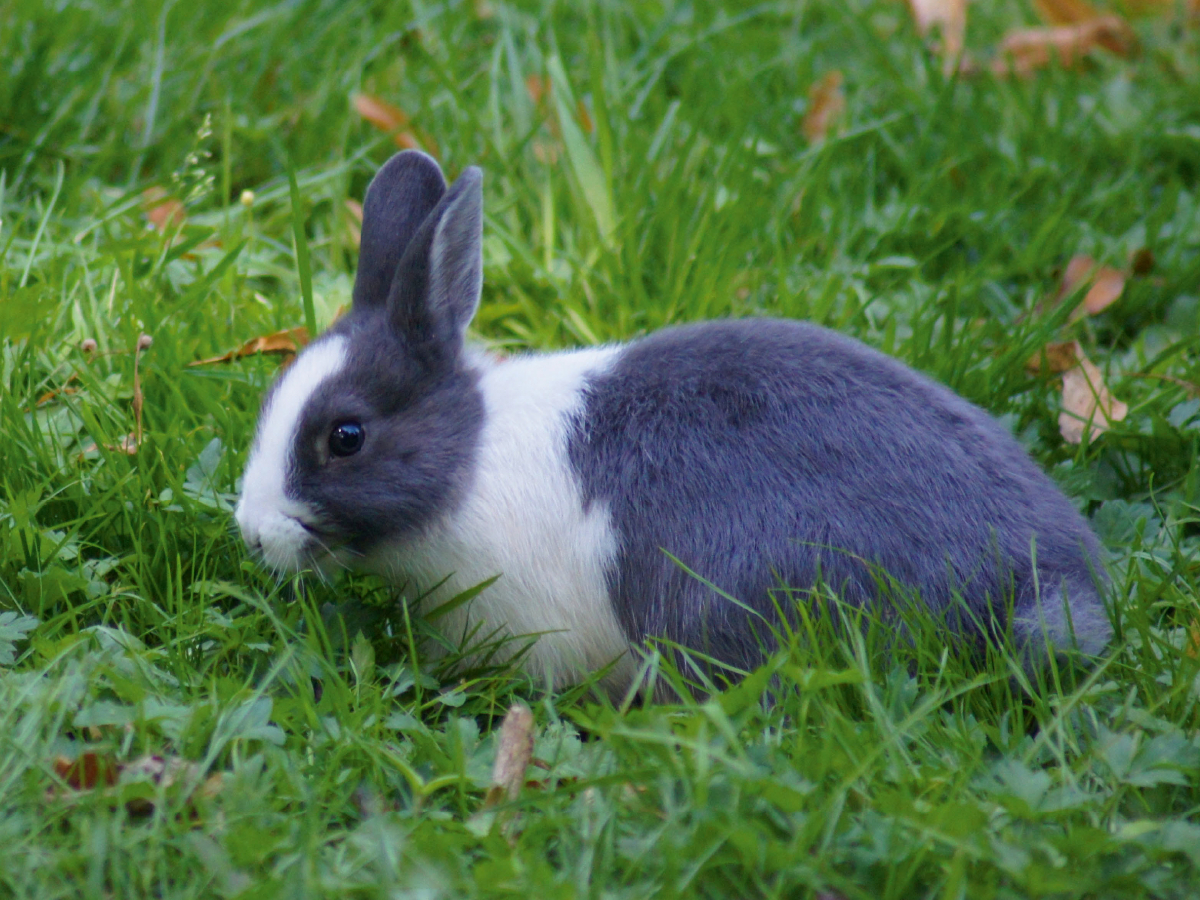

left=386, top=166, right=483, bottom=357
left=352, top=150, right=447, bottom=310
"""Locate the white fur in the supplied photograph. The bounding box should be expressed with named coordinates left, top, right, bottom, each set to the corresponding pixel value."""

left=372, top=345, right=638, bottom=691
left=235, top=337, right=348, bottom=572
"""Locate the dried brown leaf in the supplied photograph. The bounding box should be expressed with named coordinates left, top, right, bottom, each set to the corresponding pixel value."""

left=352, top=93, right=410, bottom=132
left=142, top=187, right=186, bottom=232
left=577, top=100, right=594, bottom=135
left=1081, top=266, right=1126, bottom=315
left=484, top=703, right=534, bottom=808
left=51, top=751, right=225, bottom=817
left=54, top=752, right=119, bottom=790
left=77, top=433, right=140, bottom=458
left=802, top=71, right=846, bottom=144
left=1035, top=0, right=1104, bottom=24
left=1061, top=255, right=1097, bottom=297
left=993, top=16, right=1135, bottom=76
left=189, top=327, right=310, bottom=366
left=1051, top=256, right=1126, bottom=319
left=1059, top=351, right=1128, bottom=444
left=525, top=74, right=549, bottom=106
left=905, top=0, right=968, bottom=61
left=352, top=93, right=429, bottom=152
left=1130, top=247, right=1155, bottom=276
left=36, top=375, right=78, bottom=407
left=1027, top=339, right=1084, bottom=374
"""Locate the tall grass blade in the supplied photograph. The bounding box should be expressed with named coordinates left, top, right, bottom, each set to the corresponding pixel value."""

left=286, top=153, right=317, bottom=336
left=547, top=54, right=615, bottom=249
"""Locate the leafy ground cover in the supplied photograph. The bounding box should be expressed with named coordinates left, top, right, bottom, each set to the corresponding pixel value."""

left=2, top=0, right=1200, bottom=896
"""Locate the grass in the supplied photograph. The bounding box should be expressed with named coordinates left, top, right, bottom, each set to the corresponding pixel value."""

left=2, top=0, right=1200, bottom=896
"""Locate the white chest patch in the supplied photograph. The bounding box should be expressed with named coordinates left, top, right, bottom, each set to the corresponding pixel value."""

left=374, top=345, right=637, bottom=691
left=235, top=336, right=348, bottom=572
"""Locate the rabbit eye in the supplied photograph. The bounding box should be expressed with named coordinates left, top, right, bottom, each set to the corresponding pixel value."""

left=329, top=421, right=364, bottom=457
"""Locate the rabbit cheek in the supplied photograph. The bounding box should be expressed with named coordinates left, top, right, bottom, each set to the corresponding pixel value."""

left=236, top=336, right=349, bottom=571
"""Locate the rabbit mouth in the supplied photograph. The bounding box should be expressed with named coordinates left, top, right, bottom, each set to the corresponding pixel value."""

left=239, top=510, right=352, bottom=576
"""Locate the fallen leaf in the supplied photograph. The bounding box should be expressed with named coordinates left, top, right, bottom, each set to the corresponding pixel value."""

left=1034, top=0, right=1104, bottom=24
left=352, top=93, right=410, bottom=132
left=905, top=0, right=968, bottom=63
left=189, top=327, right=310, bottom=366
left=577, top=100, right=594, bottom=135
left=54, top=752, right=118, bottom=790
left=1059, top=351, right=1128, bottom=443
left=142, top=187, right=186, bottom=232
left=1060, top=255, right=1097, bottom=298
left=36, top=376, right=78, bottom=408
left=1049, top=256, right=1127, bottom=319
left=1129, top=247, right=1155, bottom=276
left=1081, top=266, right=1125, bottom=315
left=121, top=754, right=199, bottom=816
left=993, top=16, right=1135, bottom=76
left=483, top=703, right=534, bottom=808
left=1027, top=339, right=1084, bottom=374
left=77, top=432, right=140, bottom=458
left=525, top=74, right=549, bottom=107
left=352, top=93, right=434, bottom=153
left=802, top=71, right=846, bottom=143
left=50, top=751, right=224, bottom=818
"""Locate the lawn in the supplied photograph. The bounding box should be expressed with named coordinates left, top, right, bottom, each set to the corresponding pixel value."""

left=2, top=0, right=1200, bottom=896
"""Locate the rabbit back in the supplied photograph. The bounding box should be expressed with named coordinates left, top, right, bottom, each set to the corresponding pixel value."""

left=567, top=317, right=1111, bottom=670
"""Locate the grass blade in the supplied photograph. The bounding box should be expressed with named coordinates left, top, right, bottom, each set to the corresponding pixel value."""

left=286, top=153, right=317, bottom=336
left=547, top=53, right=615, bottom=249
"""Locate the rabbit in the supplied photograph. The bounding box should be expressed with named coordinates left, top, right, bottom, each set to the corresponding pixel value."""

left=235, top=149, right=1112, bottom=692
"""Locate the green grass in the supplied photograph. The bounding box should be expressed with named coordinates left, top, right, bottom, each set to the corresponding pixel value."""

left=3, top=0, right=1200, bottom=896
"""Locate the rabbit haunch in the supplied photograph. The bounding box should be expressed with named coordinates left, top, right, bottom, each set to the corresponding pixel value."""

left=235, top=149, right=1111, bottom=691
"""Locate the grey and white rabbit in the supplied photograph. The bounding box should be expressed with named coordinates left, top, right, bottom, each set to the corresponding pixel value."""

left=235, top=150, right=1111, bottom=690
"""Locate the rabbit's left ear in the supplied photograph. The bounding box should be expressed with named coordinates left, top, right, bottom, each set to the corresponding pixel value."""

left=353, top=150, right=447, bottom=310
left=386, top=166, right=483, bottom=355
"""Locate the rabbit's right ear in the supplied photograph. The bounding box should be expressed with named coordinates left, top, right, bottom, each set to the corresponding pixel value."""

left=352, top=151, right=447, bottom=310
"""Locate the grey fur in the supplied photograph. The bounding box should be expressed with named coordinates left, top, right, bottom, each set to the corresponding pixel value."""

left=568, top=319, right=1112, bottom=671
left=352, top=151, right=446, bottom=310
left=281, top=154, right=486, bottom=555
left=250, top=150, right=1111, bottom=681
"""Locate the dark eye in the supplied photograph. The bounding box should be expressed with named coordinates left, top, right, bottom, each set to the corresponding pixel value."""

left=329, top=421, right=364, bottom=457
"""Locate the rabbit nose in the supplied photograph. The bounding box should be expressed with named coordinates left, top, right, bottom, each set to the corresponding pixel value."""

left=236, top=509, right=261, bottom=553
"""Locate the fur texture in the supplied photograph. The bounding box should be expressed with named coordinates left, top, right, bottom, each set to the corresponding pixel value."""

left=236, top=150, right=1112, bottom=693
left=371, top=347, right=636, bottom=688
left=235, top=336, right=349, bottom=571
left=568, top=319, right=1112, bottom=671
